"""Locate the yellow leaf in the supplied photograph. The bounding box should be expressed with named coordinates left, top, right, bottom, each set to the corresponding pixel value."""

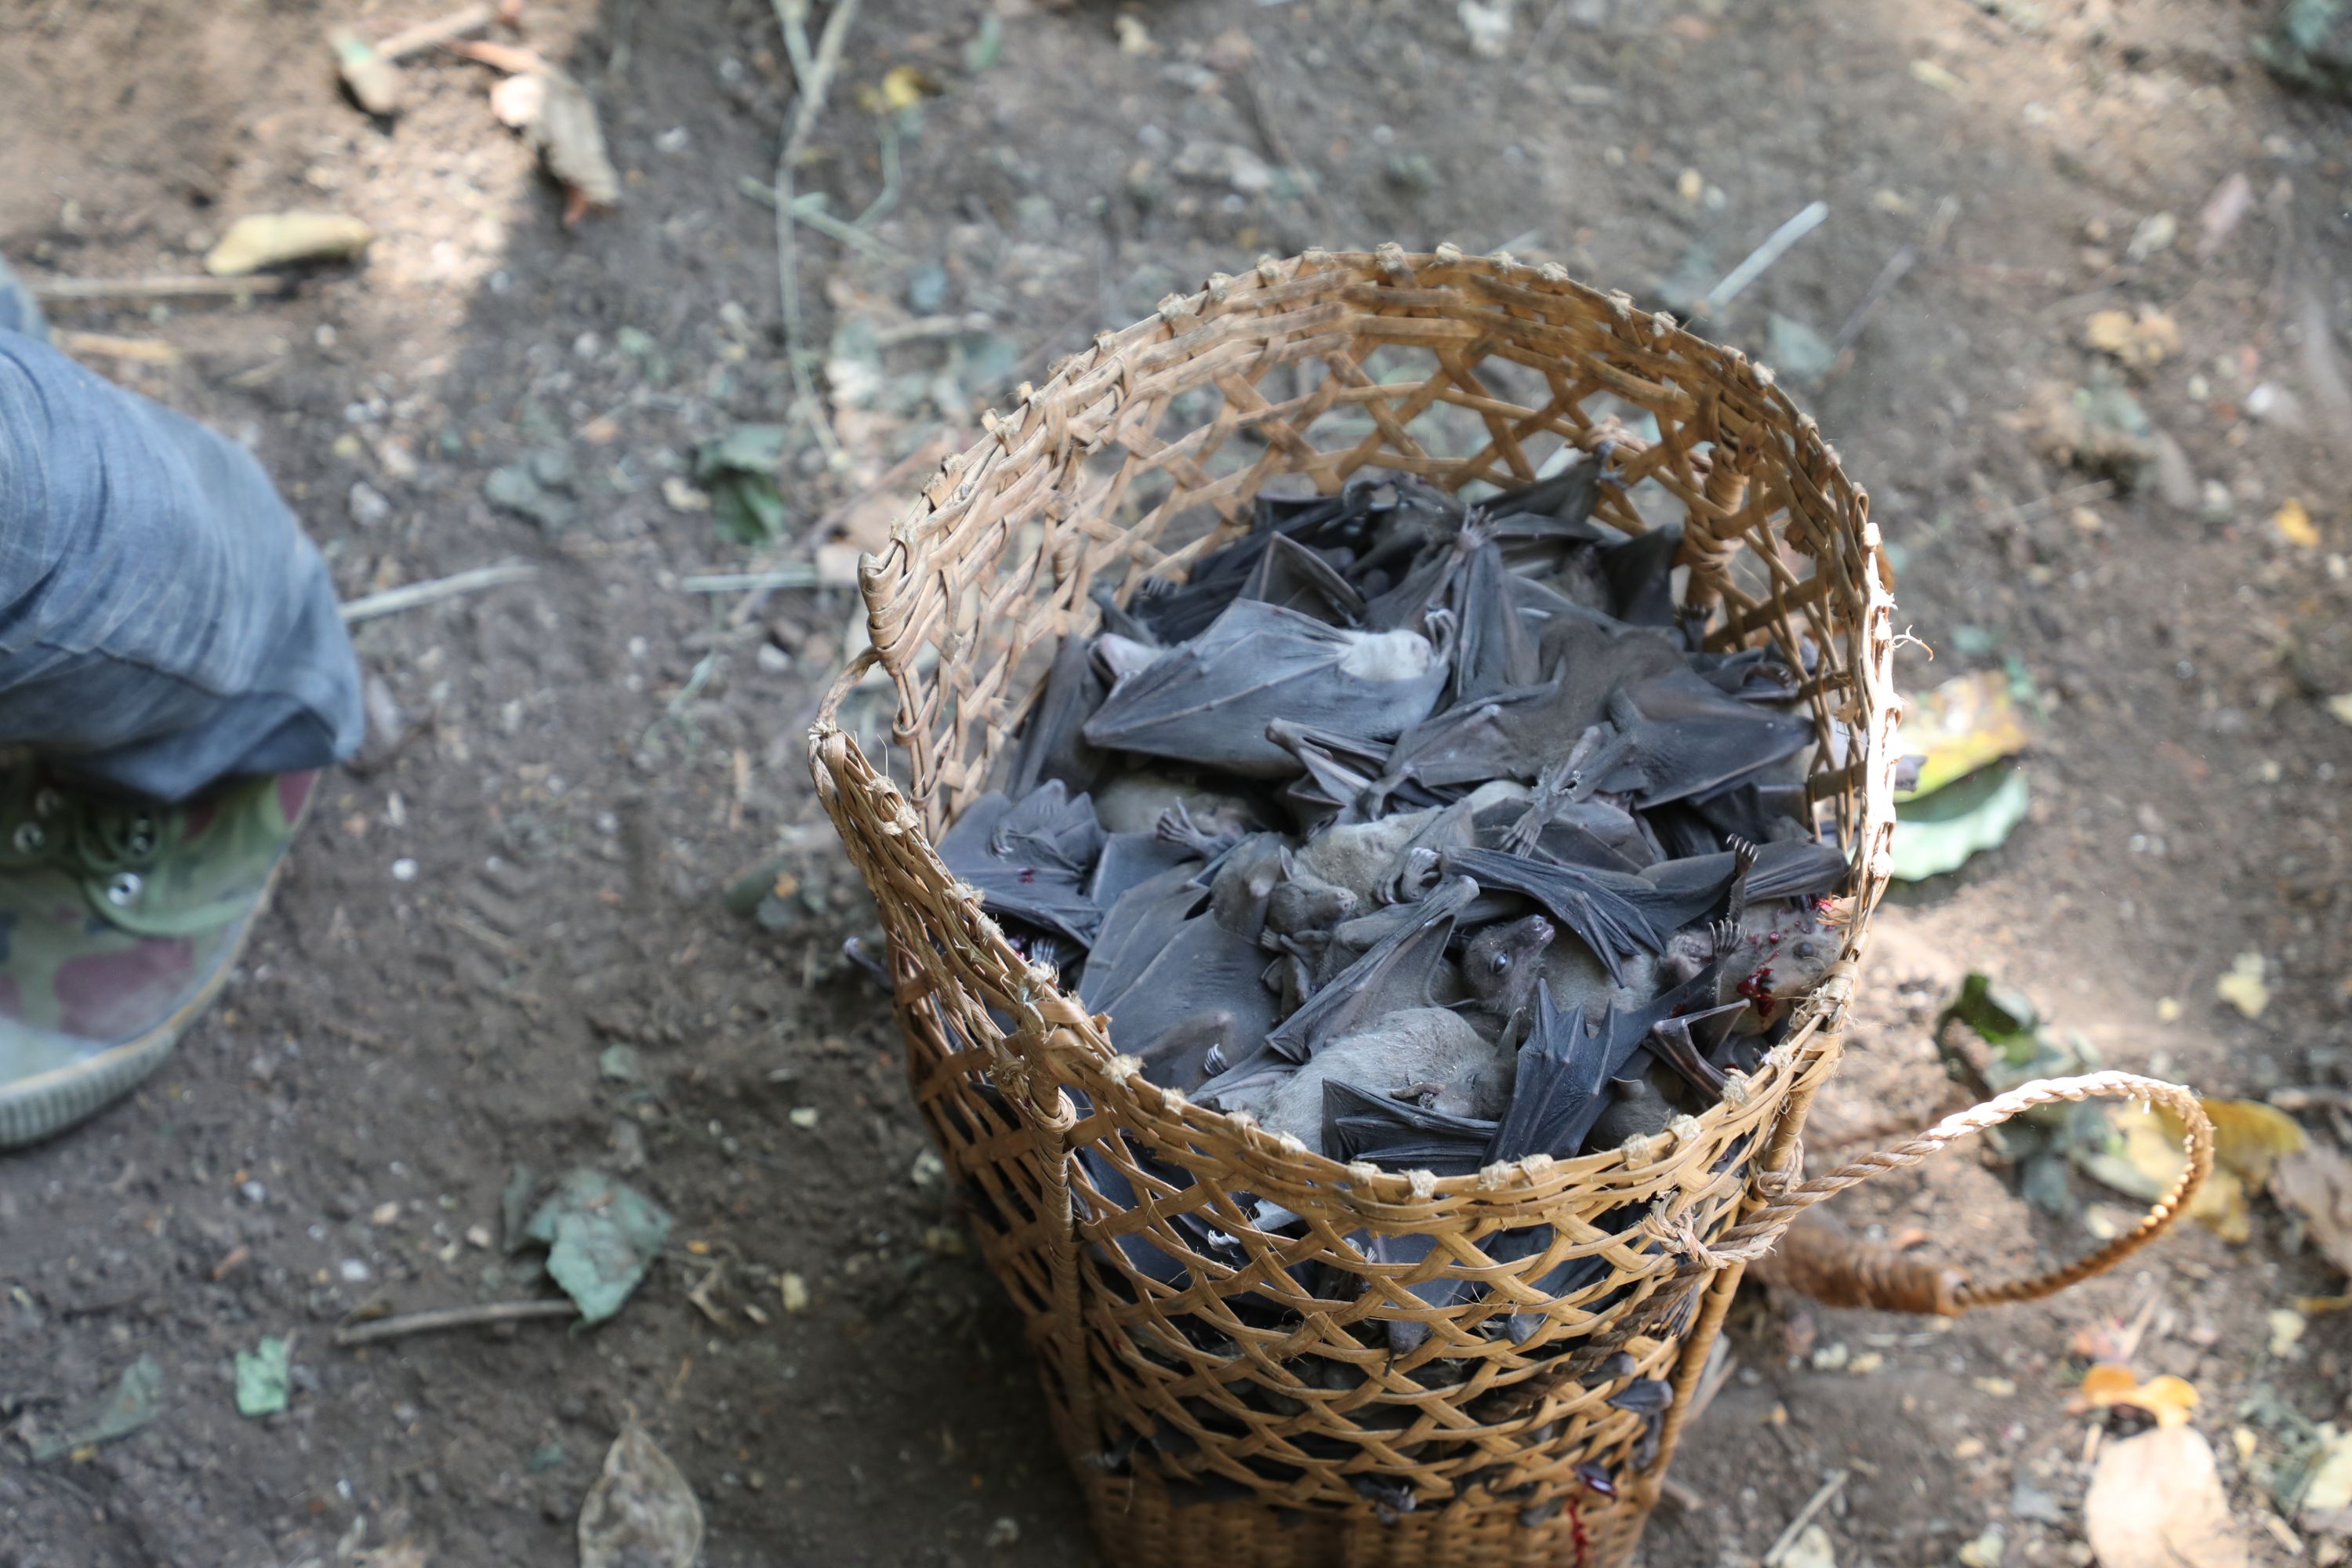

left=204, top=212, right=376, bottom=277
left=1910, top=59, right=1966, bottom=95
left=2078, top=1363, right=2203, bottom=1428
left=880, top=65, right=938, bottom=111
left=2276, top=498, right=2321, bottom=550
left=2084, top=1104, right=2249, bottom=1240
left=2216, top=952, right=2270, bottom=1018
left=1897, top=670, right=2030, bottom=800
left=2202, top=1098, right=2307, bottom=1185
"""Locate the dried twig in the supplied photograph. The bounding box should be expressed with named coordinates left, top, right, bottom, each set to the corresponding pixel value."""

left=1235, top=68, right=1333, bottom=232
left=684, top=566, right=822, bottom=593
left=333, top=1298, right=576, bottom=1346
left=339, top=562, right=537, bottom=622
left=53, top=330, right=181, bottom=365
left=1761, top=1468, right=1849, bottom=1567
left=28, top=274, right=291, bottom=302
left=771, top=0, right=863, bottom=357
left=1704, top=201, right=1831, bottom=314
left=1829, top=243, right=1916, bottom=359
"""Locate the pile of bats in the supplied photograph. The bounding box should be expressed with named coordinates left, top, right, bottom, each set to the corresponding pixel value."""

left=946, top=452, right=1849, bottom=1174
left=931, top=456, right=1849, bottom=1498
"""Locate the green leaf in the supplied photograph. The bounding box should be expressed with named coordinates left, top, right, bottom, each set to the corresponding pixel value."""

left=693, top=423, right=789, bottom=479
left=964, top=13, right=1003, bottom=74
left=1889, top=760, right=2029, bottom=880
left=1943, top=971, right=2041, bottom=1055
left=33, top=1355, right=164, bottom=1461
left=525, top=1170, right=674, bottom=1325
left=234, top=1337, right=291, bottom=1417
left=710, top=473, right=786, bottom=546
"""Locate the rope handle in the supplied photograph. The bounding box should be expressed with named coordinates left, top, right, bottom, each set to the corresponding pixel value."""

left=1706, top=1071, right=2214, bottom=1311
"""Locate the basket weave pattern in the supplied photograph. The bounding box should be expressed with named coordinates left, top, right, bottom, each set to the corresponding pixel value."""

left=811, top=247, right=1900, bottom=1566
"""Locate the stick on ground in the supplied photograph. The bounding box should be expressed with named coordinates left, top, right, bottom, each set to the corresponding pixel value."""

left=29, top=274, right=292, bottom=302
left=333, top=1298, right=577, bottom=1346
left=339, top=562, right=537, bottom=622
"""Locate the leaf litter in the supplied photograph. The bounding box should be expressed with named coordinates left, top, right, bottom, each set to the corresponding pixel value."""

left=579, top=1412, right=703, bottom=1568
left=523, top=1168, right=674, bottom=1324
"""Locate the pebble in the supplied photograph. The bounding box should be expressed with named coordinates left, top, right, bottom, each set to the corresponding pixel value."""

left=391, top=858, right=419, bottom=882
left=347, top=481, right=390, bottom=528
left=789, top=1106, right=822, bottom=1129
left=985, top=1518, right=1020, bottom=1548
left=339, top=1258, right=372, bottom=1283
left=906, top=264, right=950, bottom=314
left=241, top=1180, right=268, bottom=1205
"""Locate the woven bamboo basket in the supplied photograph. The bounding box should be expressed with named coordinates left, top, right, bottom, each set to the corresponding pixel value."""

left=808, top=247, right=2213, bottom=1567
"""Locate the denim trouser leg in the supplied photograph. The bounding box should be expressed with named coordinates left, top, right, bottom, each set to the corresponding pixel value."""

left=0, top=282, right=362, bottom=802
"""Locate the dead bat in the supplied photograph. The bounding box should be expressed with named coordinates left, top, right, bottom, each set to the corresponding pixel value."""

left=1087, top=582, right=1162, bottom=648
left=1083, top=599, right=1450, bottom=779
left=1561, top=670, right=1813, bottom=810
left=1009, top=633, right=1109, bottom=798
left=1368, top=611, right=1686, bottom=805
left=1078, top=860, right=1279, bottom=1091
left=1091, top=770, right=1261, bottom=838
left=936, top=782, right=1105, bottom=946
left=1596, top=520, right=1683, bottom=630
left=1323, top=1078, right=1498, bottom=1174
left=1240, top=1007, right=1512, bottom=1154
left=1198, top=877, right=1475, bottom=1102
left=1457, top=913, right=1555, bottom=1029
left=1290, top=806, right=1454, bottom=906
left=1690, top=644, right=1802, bottom=702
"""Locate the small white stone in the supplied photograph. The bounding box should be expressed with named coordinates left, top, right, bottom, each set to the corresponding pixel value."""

left=339, top=1258, right=372, bottom=1283
left=391, top=858, right=419, bottom=882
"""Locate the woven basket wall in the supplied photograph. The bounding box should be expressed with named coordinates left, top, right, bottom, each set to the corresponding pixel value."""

left=810, top=245, right=1901, bottom=1568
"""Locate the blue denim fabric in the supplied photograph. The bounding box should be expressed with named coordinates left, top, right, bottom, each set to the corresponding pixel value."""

left=0, top=267, right=362, bottom=802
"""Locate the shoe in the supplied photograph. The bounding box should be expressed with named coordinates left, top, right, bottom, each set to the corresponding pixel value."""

left=0, top=769, right=317, bottom=1149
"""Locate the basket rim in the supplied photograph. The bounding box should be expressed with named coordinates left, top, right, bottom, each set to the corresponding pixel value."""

left=808, top=245, right=1902, bottom=1217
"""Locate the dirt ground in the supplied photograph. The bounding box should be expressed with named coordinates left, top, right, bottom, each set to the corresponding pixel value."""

left=2, top=0, right=2349, bottom=1563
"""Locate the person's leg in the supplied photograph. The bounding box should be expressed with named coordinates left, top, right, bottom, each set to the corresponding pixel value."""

left=0, top=266, right=363, bottom=1147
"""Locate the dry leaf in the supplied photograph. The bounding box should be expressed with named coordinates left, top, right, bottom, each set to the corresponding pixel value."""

left=2085, top=1425, right=2249, bottom=1568
left=204, top=212, right=375, bottom=276
left=880, top=65, right=939, bottom=110
left=2277, top=498, right=2321, bottom=549
left=579, top=1416, right=702, bottom=1568
left=1897, top=670, right=2030, bottom=800
left=2330, top=694, right=2352, bottom=728
left=2306, top=1428, right=2352, bottom=1518
left=2084, top=307, right=2182, bottom=370
left=1910, top=59, right=1966, bottom=95
left=2217, top=952, right=2270, bottom=1018
left=1113, top=14, right=1152, bottom=53
left=2273, top=1145, right=2352, bottom=1279
left=2076, top=1362, right=2201, bottom=1428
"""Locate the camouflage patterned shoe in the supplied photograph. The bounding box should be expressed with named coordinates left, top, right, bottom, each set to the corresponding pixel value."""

left=0, top=769, right=317, bottom=1149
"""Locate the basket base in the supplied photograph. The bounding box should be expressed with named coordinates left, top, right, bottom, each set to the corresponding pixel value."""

left=1078, top=1467, right=1655, bottom=1568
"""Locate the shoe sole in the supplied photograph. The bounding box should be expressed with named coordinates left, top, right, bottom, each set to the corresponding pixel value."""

left=0, top=866, right=281, bottom=1151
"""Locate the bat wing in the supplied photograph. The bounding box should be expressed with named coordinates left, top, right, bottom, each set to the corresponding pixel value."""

left=1240, top=532, right=1367, bottom=626
left=1008, top=633, right=1108, bottom=797
left=1439, top=848, right=1665, bottom=982
left=1086, top=831, right=1201, bottom=909
left=1473, top=797, right=1653, bottom=872
left=1487, top=983, right=1610, bottom=1161
left=1080, top=862, right=1211, bottom=1016
left=1446, top=539, right=1541, bottom=706
left=1323, top=1079, right=1498, bottom=1174
left=1105, top=921, right=1283, bottom=1091
left=937, top=783, right=1105, bottom=946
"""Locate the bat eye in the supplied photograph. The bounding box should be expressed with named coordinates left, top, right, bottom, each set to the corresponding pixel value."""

left=1488, top=951, right=1511, bottom=975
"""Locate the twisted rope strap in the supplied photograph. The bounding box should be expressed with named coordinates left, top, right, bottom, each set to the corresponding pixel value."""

left=1657, top=1072, right=2215, bottom=1311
